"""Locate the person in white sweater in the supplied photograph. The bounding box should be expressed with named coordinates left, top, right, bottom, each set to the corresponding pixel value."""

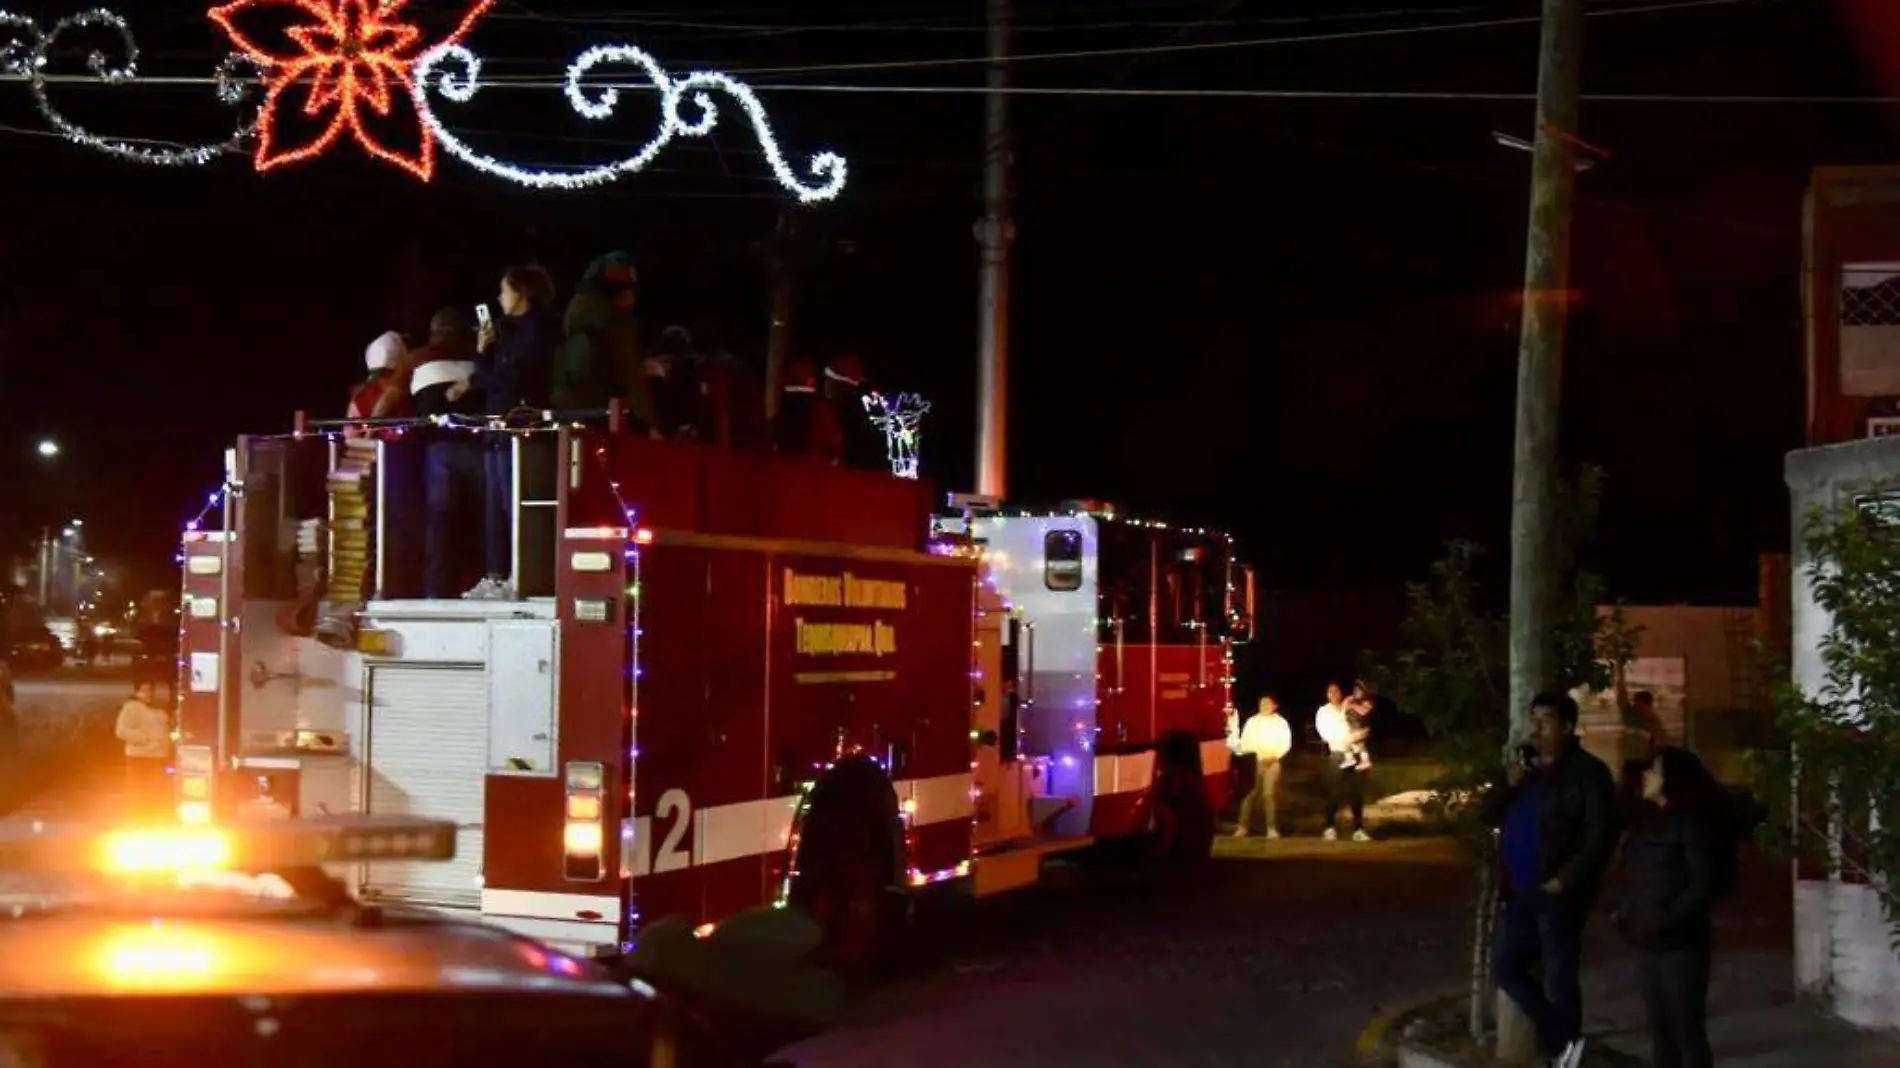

left=115, top=681, right=171, bottom=817
left=1316, top=681, right=1373, bottom=841
left=1233, top=694, right=1293, bottom=838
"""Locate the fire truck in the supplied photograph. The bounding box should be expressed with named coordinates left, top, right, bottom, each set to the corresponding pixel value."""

left=173, top=417, right=1254, bottom=967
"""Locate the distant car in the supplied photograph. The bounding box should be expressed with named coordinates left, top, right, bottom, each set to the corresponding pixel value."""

left=3, top=627, right=63, bottom=672
left=0, top=817, right=843, bottom=1068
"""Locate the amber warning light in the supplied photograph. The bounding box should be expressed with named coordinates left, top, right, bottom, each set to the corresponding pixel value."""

left=0, top=816, right=457, bottom=877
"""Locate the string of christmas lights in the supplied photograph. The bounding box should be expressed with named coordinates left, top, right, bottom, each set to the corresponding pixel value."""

left=412, top=41, right=847, bottom=203
left=861, top=391, right=930, bottom=480
left=0, top=7, right=261, bottom=166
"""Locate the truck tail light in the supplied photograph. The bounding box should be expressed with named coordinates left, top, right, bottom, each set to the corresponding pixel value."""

left=563, top=762, right=606, bottom=882
left=176, top=746, right=214, bottom=826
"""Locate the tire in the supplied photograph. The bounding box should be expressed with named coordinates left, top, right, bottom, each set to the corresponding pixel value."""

left=786, top=763, right=903, bottom=986
left=1148, top=730, right=1215, bottom=872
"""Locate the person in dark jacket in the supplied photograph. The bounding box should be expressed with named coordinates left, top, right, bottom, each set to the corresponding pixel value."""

left=694, top=322, right=768, bottom=450
left=410, top=308, right=484, bottom=599
left=1615, top=747, right=1724, bottom=1068
left=648, top=326, right=704, bottom=439
left=549, top=284, right=620, bottom=414
left=1483, top=691, right=1620, bottom=1068
left=470, top=265, right=558, bottom=598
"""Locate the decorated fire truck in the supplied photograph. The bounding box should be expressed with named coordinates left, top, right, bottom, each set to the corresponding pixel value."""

left=173, top=415, right=1254, bottom=967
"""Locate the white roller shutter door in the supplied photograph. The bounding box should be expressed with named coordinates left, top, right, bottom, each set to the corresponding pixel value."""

left=363, top=665, right=488, bottom=906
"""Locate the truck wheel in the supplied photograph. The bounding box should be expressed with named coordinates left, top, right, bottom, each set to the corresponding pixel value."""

left=1148, top=729, right=1215, bottom=872
left=786, top=768, right=902, bottom=985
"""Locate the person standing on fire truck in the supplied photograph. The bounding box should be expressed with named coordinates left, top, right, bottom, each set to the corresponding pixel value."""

left=470, top=265, right=557, bottom=600
left=773, top=359, right=844, bottom=464
left=821, top=355, right=884, bottom=472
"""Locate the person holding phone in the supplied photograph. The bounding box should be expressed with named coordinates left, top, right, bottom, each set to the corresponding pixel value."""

left=463, top=265, right=558, bottom=599
left=1482, top=692, right=1621, bottom=1068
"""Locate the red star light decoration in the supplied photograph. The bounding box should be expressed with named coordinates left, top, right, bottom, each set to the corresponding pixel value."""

left=208, top=0, right=493, bottom=179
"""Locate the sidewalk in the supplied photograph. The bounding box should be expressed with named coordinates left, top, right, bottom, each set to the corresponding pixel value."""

left=1391, top=856, right=1900, bottom=1068
left=1578, top=948, right=1900, bottom=1067
left=1396, top=949, right=1900, bottom=1067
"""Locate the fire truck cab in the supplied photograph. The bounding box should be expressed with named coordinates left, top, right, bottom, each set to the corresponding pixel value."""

left=174, top=419, right=1252, bottom=964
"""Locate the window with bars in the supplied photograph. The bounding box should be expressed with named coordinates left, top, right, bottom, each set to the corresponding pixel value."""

left=1838, top=263, right=1900, bottom=397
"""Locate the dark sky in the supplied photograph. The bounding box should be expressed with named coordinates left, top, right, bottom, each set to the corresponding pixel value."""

left=0, top=0, right=1893, bottom=604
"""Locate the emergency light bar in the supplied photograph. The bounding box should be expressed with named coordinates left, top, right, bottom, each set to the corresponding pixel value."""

left=0, top=816, right=456, bottom=877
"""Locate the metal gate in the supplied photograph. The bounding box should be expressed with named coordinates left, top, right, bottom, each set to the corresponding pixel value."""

left=362, top=664, right=487, bottom=906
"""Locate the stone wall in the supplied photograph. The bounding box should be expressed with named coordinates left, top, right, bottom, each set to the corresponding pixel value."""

left=1783, top=435, right=1900, bottom=1030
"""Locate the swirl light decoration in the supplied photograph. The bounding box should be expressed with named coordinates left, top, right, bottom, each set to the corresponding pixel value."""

left=0, top=7, right=263, bottom=165
left=413, top=42, right=848, bottom=203
left=862, top=392, right=932, bottom=480
left=2, top=3, right=847, bottom=201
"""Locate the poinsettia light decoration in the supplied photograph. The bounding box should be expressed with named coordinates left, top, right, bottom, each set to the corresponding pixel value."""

left=208, top=0, right=493, bottom=179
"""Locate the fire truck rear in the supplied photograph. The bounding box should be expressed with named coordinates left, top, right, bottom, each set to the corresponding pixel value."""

left=174, top=418, right=1254, bottom=965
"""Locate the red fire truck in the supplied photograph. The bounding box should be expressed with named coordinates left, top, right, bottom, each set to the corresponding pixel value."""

left=173, top=418, right=1254, bottom=968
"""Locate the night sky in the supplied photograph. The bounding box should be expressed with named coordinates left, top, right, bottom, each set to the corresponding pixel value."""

left=0, top=0, right=1893, bottom=606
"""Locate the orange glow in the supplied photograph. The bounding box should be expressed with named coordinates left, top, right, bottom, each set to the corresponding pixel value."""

left=207, top=0, right=494, bottom=179
left=177, top=800, right=213, bottom=826
left=633, top=528, right=655, bottom=545
left=101, top=828, right=231, bottom=874
left=692, top=922, right=715, bottom=939
left=566, top=794, right=602, bottom=821
left=563, top=821, right=604, bottom=855
left=95, top=925, right=226, bottom=988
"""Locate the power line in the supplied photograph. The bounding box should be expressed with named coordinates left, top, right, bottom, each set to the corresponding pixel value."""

left=18, top=71, right=1893, bottom=106
left=471, top=5, right=1485, bottom=36
left=1, top=0, right=1770, bottom=81
left=717, top=0, right=1766, bottom=78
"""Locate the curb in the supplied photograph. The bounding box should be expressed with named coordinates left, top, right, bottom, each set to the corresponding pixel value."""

left=1354, top=986, right=1466, bottom=1063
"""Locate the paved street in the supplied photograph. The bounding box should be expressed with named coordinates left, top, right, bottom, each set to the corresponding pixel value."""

left=2, top=664, right=136, bottom=818
left=782, top=835, right=1474, bottom=1068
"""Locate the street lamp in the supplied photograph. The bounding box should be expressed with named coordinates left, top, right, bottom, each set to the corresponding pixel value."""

left=35, top=439, right=58, bottom=459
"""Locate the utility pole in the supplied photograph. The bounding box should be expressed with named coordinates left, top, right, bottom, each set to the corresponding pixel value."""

left=974, top=0, right=1014, bottom=500
left=1506, top=0, right=1585, bottom=743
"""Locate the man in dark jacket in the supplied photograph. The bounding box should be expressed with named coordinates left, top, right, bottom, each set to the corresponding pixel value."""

left=1484, top=691, right=1619, bottom=1068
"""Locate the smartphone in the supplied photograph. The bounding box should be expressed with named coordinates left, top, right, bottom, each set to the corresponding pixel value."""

left=475, top=303, right=492, bottom=330
left=1516, top=743, right=1539, bottom=770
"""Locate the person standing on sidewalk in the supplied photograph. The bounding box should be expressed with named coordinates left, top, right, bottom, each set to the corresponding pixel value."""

left=1316, top=681, right=1372, bottom=841
left=114, top=681, right=171, bottom=819
left=1233, top=694, right=1292, bottom=839
left=1484, top=691, right=1620, bottom=1068
left=1615, top=747, right=1733, bottom=1068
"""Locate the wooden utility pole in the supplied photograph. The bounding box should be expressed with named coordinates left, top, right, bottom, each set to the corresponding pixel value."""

left=974, top=0, right=1013, bottom=499
left=1507, top=0, right=1585, bottom=744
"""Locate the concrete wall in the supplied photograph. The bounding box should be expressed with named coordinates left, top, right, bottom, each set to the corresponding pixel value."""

left=1784, top=434, right=1900, bottom=1030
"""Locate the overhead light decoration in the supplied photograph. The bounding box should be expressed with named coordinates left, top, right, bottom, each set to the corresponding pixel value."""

left=862, top=391, right=931, bottom=480
left=208, top=0, right=495, bottom=181
left=1, top=2, right=849, bottom=200
left=0, top=7, right=264, bottom=165
left=412, top=42, right=848, bottom=202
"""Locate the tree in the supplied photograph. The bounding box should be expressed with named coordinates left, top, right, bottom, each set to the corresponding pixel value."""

left=1752, top=496, right=1900, bottom=949
left=1368, top=466, right=1640, bottom=1039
